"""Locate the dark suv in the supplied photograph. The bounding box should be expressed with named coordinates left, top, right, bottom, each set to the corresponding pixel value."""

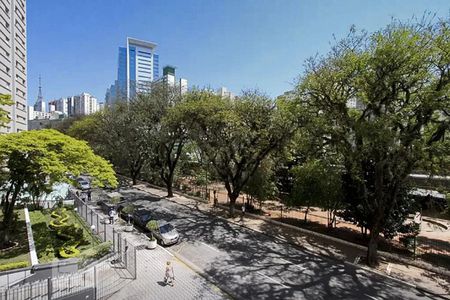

left=131, top=209, right=153, bottom=230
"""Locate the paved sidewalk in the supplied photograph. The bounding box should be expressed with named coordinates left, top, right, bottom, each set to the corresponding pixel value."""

left=85, top=200, right=228, bottom=300
left=134, top=184, right=450, bottom=297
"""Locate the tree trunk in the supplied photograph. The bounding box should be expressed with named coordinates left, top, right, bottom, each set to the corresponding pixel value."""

left=367, top=230, right=380, bottom=267
left=2, top=184, right=21, bottom=245
left=228, top=194, right=238, bottom=217
left=304, top=205, right=310, bottom=222
left=132, top=175, right=137, bottom=186
left=166, top=170, right=174, bottom=198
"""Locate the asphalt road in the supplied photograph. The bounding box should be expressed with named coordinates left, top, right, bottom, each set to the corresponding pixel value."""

left=116, top=187, right=439, bottom=300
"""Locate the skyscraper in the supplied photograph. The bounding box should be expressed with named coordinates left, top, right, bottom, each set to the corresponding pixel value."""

left=106, top=37, right=159, bottom=104
left=0, top=0, right=27, bottom=133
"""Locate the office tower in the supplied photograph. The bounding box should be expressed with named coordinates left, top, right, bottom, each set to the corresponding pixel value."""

left=48, top=97, right=69, bottom=115
left=0, top=0, right=27, bottom=133
left=106, top=37, right=159, bottom=104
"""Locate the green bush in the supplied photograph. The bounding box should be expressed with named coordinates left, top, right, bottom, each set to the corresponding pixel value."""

left=0, top=261, right=29, bottom=271
left=59, top=244, right=81, bottom=258
left=57, top=224, right=85, bottom=242
left=79, top=241, right=112, bottom=265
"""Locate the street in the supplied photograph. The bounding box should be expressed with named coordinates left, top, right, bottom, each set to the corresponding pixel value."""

left=113, top=187, right=439, bottom=300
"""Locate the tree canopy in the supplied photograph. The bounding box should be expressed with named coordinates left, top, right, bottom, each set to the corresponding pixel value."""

left=297, top=18, right=450, bottom=265
left=0, top=129, right=117, bottom=246
left=0, top=94, right=13, bottom=128
left=176, top=90, right=300, bottom=215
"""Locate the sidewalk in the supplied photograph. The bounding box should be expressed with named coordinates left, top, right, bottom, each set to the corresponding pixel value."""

left=134, top=183, right=450, bottom=298
left=86, top=199, right=229, bottom=300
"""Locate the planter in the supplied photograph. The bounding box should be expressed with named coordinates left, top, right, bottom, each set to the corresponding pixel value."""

left=124, top=224, right=134, bottom=232
left=147, top=238, right=157, bottom=249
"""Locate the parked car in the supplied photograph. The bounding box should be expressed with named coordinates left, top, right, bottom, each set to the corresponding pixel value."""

left=148, top=220, right=179, bottom=246
left=132, top=210, right=153, bottom=229
left=76, top=177, right=91, bottom=190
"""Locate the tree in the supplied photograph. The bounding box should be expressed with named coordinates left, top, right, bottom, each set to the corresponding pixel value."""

left=297, top=18, right=450, bottom=266
left=0, top=129, right=117, bottom=246
left=178, top=90, right=299, bottom=215
left=135, top=85, right=187, bottom=197
left=290, top=159, right=342, bottom=225
left=68, top=105, right=147, bottom=185
left=242, top=158, right=278, bottom=211
left=0, top=94, right=13, bottom=128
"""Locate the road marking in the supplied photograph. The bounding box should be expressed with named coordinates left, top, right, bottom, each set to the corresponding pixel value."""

left=256, top=271, right=288, bottom=288
left=158, top=245, right=174, bottom=256
left=278, top=258, right=307, bottom=271
left=364, top=294, right=380, bottom=300
left=201, top=242, right=220, bottom=252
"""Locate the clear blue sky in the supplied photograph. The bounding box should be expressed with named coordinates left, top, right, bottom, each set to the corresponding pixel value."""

left=27, top=0, right=449, bottom=105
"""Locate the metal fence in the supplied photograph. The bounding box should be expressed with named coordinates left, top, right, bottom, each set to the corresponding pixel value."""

left=0, top=192, right=137, bottom=300
left=73, top=195, right=137, bottom=280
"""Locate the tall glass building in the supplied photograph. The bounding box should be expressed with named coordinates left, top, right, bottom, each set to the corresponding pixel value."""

left=106, top=37, right=159, bottom=104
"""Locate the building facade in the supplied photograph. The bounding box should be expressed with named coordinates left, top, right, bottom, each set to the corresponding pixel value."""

left=106, top=37, right=159, bottom=104
left=73, top=92, right=98, bottom=116
left=0, top=0, right=27, bottom=133
left=152, top=65, right=188, bottom=95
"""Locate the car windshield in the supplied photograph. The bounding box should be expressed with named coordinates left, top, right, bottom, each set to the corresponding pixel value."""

left=159, top=223, right=174, bottom=234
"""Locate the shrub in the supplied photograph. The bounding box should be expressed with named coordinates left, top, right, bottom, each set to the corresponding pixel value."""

left=59, top=244, right=81, bottom=258
left=146, top=220, right=158, bottom=241
left=78, top=241, right=112, bottom=267
left=57, top=224, right=85, bottom=243
left=0, top=261, right=29, bottom=271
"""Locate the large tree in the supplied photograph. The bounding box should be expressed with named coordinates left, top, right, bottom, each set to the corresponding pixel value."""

left=178, top=90, right=299, bottom=215
left=297, top=19, right=450, bottom=266
left=134, top=85, right=187, bottom=197
left=0, top=129, right=117, bottom=246
left=68, top=104, right=147, bottom=185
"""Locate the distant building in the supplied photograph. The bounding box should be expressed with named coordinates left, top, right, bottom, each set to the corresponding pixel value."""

left=0, top=0, right=27, bottom=133
left=216, top=87, right=235, bottom=100
left=73, top=93, right=98, bottom=116
left=106, top=37, right=160, bottom=104
left=152, top=65, right=188, bottom=94
left=48, top=98, right=69, bottom=116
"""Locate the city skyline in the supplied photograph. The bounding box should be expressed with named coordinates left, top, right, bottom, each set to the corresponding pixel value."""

left=27, top=1, right=450, bottom=105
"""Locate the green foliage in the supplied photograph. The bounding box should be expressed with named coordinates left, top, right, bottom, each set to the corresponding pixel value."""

left=79, top=241, right=111, bottom=265
left=146, top=220, right=158, bottom=240
left=0, top=94, right=13, bottom=128
left=122, top=204, right=135, bottom=215
left=290, top=160, right=342, bottom=222
left=297, top=18, right=450, bottom=265
left=68, top=107, right=146, bottom=185
left=0, top=129, right=117, bottom=244
left=0, top=261, right=28, bottom=271
left=243, top=158, right=278, bottom=207
left=177, top=89, right=299, bottom=214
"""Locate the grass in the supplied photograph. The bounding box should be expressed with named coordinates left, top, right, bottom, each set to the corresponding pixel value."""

left=29, top=207, right=99, bottom=264
left=0, top=209, right=31, bottom=268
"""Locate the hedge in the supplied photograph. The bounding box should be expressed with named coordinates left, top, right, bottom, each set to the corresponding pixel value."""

left=0, top=261, right=29, bottom=272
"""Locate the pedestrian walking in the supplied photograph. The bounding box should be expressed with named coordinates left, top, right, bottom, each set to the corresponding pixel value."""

left=87, top=190, right=92, bottom=202
left=164, top=261, right=175, bottom=286
left=109, top=208, right=115, bottom=224
left=242, top=204, right=246, bottom=216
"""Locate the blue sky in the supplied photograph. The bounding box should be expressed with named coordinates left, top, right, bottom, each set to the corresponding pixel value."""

left=27, top=0, right=450, bottom=105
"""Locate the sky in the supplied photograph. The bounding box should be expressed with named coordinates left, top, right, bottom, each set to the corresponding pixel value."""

left=27, top=0, right=450, bottom=105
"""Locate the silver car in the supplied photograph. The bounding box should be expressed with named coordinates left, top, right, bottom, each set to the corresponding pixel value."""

left=150, top=221, right=179, bottom=246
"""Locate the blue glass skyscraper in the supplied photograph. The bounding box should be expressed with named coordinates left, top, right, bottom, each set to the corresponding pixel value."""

left=106, top=37, right=159, bottom=104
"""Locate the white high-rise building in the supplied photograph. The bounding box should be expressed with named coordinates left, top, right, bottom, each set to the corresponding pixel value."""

left=73, top=93, right=98, bottom=116
left=217, top=87, right=235, bottom=100
left=0, top=0, right=27, bottom=133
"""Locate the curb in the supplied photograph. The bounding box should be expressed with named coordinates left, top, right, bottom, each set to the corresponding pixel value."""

left=170, top=250, right=238, bottom=300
